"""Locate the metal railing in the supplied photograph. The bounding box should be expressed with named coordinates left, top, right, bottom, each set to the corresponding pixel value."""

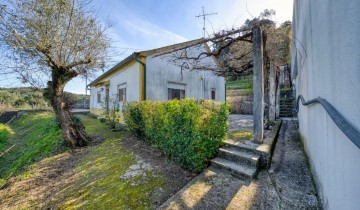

left=296, top=95, right=360, bottom=149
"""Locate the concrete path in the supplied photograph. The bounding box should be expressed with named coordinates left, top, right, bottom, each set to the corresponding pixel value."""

left=69, top=109, right=90, bottom=114
left=228, top=114, right=253, bottom=131
left=269, top=118, right=319, bottom=209
left=158, top=118, right=320, bottom=210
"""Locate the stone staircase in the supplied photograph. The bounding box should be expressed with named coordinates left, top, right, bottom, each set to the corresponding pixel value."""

left=280, top=98, right=295, bottom=118
left=211, top=140, right=269, bottom=180
left=279, top=89, right=295, bottom=118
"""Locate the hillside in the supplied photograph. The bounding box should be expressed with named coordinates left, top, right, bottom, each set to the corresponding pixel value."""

left=0, top=112, right=193, bottom=209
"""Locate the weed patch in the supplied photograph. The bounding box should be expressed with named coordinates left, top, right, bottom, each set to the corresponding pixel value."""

left=228, top=130, right=253, bottom=141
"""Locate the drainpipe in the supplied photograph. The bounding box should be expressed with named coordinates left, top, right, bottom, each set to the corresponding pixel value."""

left=134, top=53, right=146, bottom=100
left=225, top=81, right=227, bottom=102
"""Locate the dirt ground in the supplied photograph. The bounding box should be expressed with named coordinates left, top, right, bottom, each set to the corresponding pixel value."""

left=121, top=136, right=196, bottom=208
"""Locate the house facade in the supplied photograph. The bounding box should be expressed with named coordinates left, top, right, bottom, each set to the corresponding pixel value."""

left=292, top=1, right=360, bottom=209
left=89, top=39, right=225, bottom=115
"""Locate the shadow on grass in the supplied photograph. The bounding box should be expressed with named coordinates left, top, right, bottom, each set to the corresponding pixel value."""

left=0, top=112, right=66, bottom=187
left=0, top=113, right=167, bottom=209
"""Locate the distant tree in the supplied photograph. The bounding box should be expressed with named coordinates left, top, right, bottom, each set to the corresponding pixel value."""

left=25, top=91, right=48, bottom=109
left=62, top=92, right=77, bottom=110
left=0, top=0, right=110, bottom=147
left=218, top=10, right=291, bottom=78
left=0, top=90, right=13, bottom=105
left=0, top=90, right=13, bottom=115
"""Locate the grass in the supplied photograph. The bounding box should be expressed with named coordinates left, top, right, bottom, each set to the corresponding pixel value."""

left=0, top=112, right=64, bottom=187
left=226, top=76, right=253, bottom=90
left=226, top=89, right=253, bottom=96
left=280, top=87, right=292, bottom=91
left=48, top=114, right=166, bottom=209
left=228, top=130, right=253, bottom=141
left=0, top=113, right=166, bottom=209
left=0, top=123, right=14, bottom=146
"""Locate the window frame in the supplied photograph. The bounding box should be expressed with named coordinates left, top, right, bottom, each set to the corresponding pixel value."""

left=211, top=89, right=216, bottom=100
left=168, top=88, right=186, bottom=100
left=118, top=83, right=127, bottom=103
left=97, top=91, right=102, bottom=103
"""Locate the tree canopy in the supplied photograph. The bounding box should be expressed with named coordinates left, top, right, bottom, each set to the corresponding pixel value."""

left=0, top=0, right=110, bottom=147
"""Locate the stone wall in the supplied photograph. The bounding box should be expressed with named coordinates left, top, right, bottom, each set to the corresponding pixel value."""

left=227, top=96, right=253, bottom=115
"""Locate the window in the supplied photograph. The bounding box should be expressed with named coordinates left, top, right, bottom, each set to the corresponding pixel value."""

left=167, top=82, right=186, bottom=100
left=117, top=83, right=127, bottom=102
left=118, top=87, right=126, bottom=102
left=168, top=88, right=185, bottom=100
left=211, top=89, right=216, bottom=100
left=97, top=91, right=101, bottom=103
left=105, top=88, right=110, bottom=110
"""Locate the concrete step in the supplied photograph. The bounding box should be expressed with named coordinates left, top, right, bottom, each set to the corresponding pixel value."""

left=224, top=140, right=264, bottom=154
left=218, top=147, right=260, bottom=167
left=280, top=103, right=294, bottom=106
left=211, top=157, right=258, bottom=179
left=280, top=109, right=293, bottom=112
left=280, top=104, right=293, bottom=107
left=280, top=114, right=294, bottom=117
left=280, top=110, right=294, bottom=113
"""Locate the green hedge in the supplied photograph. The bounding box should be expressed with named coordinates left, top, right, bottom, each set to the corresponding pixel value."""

left=123, top=99, right=229, bottom=173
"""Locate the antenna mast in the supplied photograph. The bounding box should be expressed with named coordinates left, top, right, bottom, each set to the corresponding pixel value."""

left=195, top=6, right=217, bottom=37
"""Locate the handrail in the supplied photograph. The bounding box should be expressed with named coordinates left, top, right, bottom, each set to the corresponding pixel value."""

left=296, top=95, right=360, bottom=149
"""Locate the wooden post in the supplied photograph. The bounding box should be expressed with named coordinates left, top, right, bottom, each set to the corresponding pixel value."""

left=252, top=26, right=264, bottom=143
left=269, top=61, right=276, bottom=122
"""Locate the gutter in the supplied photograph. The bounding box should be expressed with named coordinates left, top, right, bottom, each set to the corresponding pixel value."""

left=134, top=53, right=146, bottom=100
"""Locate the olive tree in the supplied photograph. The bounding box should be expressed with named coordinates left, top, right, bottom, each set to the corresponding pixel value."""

left=0, top=0, right=110, bottom=147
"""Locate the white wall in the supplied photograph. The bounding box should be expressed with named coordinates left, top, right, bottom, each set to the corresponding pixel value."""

left=292, top=1, right=360, bottom=209
left=146, top=45, right=225, bottom=101
left=90, top=86, right=103, bottom=109
left=89, top=62, right=140, bottom=110
left=108, top=62, right=140, bottom=102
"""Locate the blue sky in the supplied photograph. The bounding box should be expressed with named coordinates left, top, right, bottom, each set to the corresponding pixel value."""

left=1, top=0, right=293, bottom=94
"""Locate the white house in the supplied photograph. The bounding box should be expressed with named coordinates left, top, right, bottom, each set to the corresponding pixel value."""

left=89, top=39, right=225, bottom=115
left=292, top=0, right=360, bottom=209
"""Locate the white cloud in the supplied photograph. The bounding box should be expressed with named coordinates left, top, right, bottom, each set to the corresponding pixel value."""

left=122, top=18, right=188, bottom=49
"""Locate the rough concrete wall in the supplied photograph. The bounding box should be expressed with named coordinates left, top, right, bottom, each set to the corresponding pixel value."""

left=146, top=45, right=225, bottom=101
left=292, top=1, right=360, bottom=209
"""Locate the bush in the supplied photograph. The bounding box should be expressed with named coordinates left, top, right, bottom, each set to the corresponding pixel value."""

left=0, top=123, right=14, bottom=144
left=123, top=99, right=229, bottom=173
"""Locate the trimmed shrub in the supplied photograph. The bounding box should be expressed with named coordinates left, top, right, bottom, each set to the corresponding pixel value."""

left=123, top=99, right=229, bottom=173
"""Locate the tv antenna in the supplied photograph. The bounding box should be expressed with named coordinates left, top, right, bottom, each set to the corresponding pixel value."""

left=196, top=6, right=217, bottom=37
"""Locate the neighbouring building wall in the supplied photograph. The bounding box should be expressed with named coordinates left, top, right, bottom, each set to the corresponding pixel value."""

left=146, top=47, right=225, bottom=101
left=292, top=1, right=360, bottom=209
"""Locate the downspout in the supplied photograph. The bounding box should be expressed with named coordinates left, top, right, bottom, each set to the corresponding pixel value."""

left=225, top=81, right=227, bottom=101
left=134, top=53, right=146, bottom=100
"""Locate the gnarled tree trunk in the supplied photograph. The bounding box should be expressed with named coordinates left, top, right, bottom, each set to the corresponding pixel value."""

left=48, top=68, right=92, bottom=148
